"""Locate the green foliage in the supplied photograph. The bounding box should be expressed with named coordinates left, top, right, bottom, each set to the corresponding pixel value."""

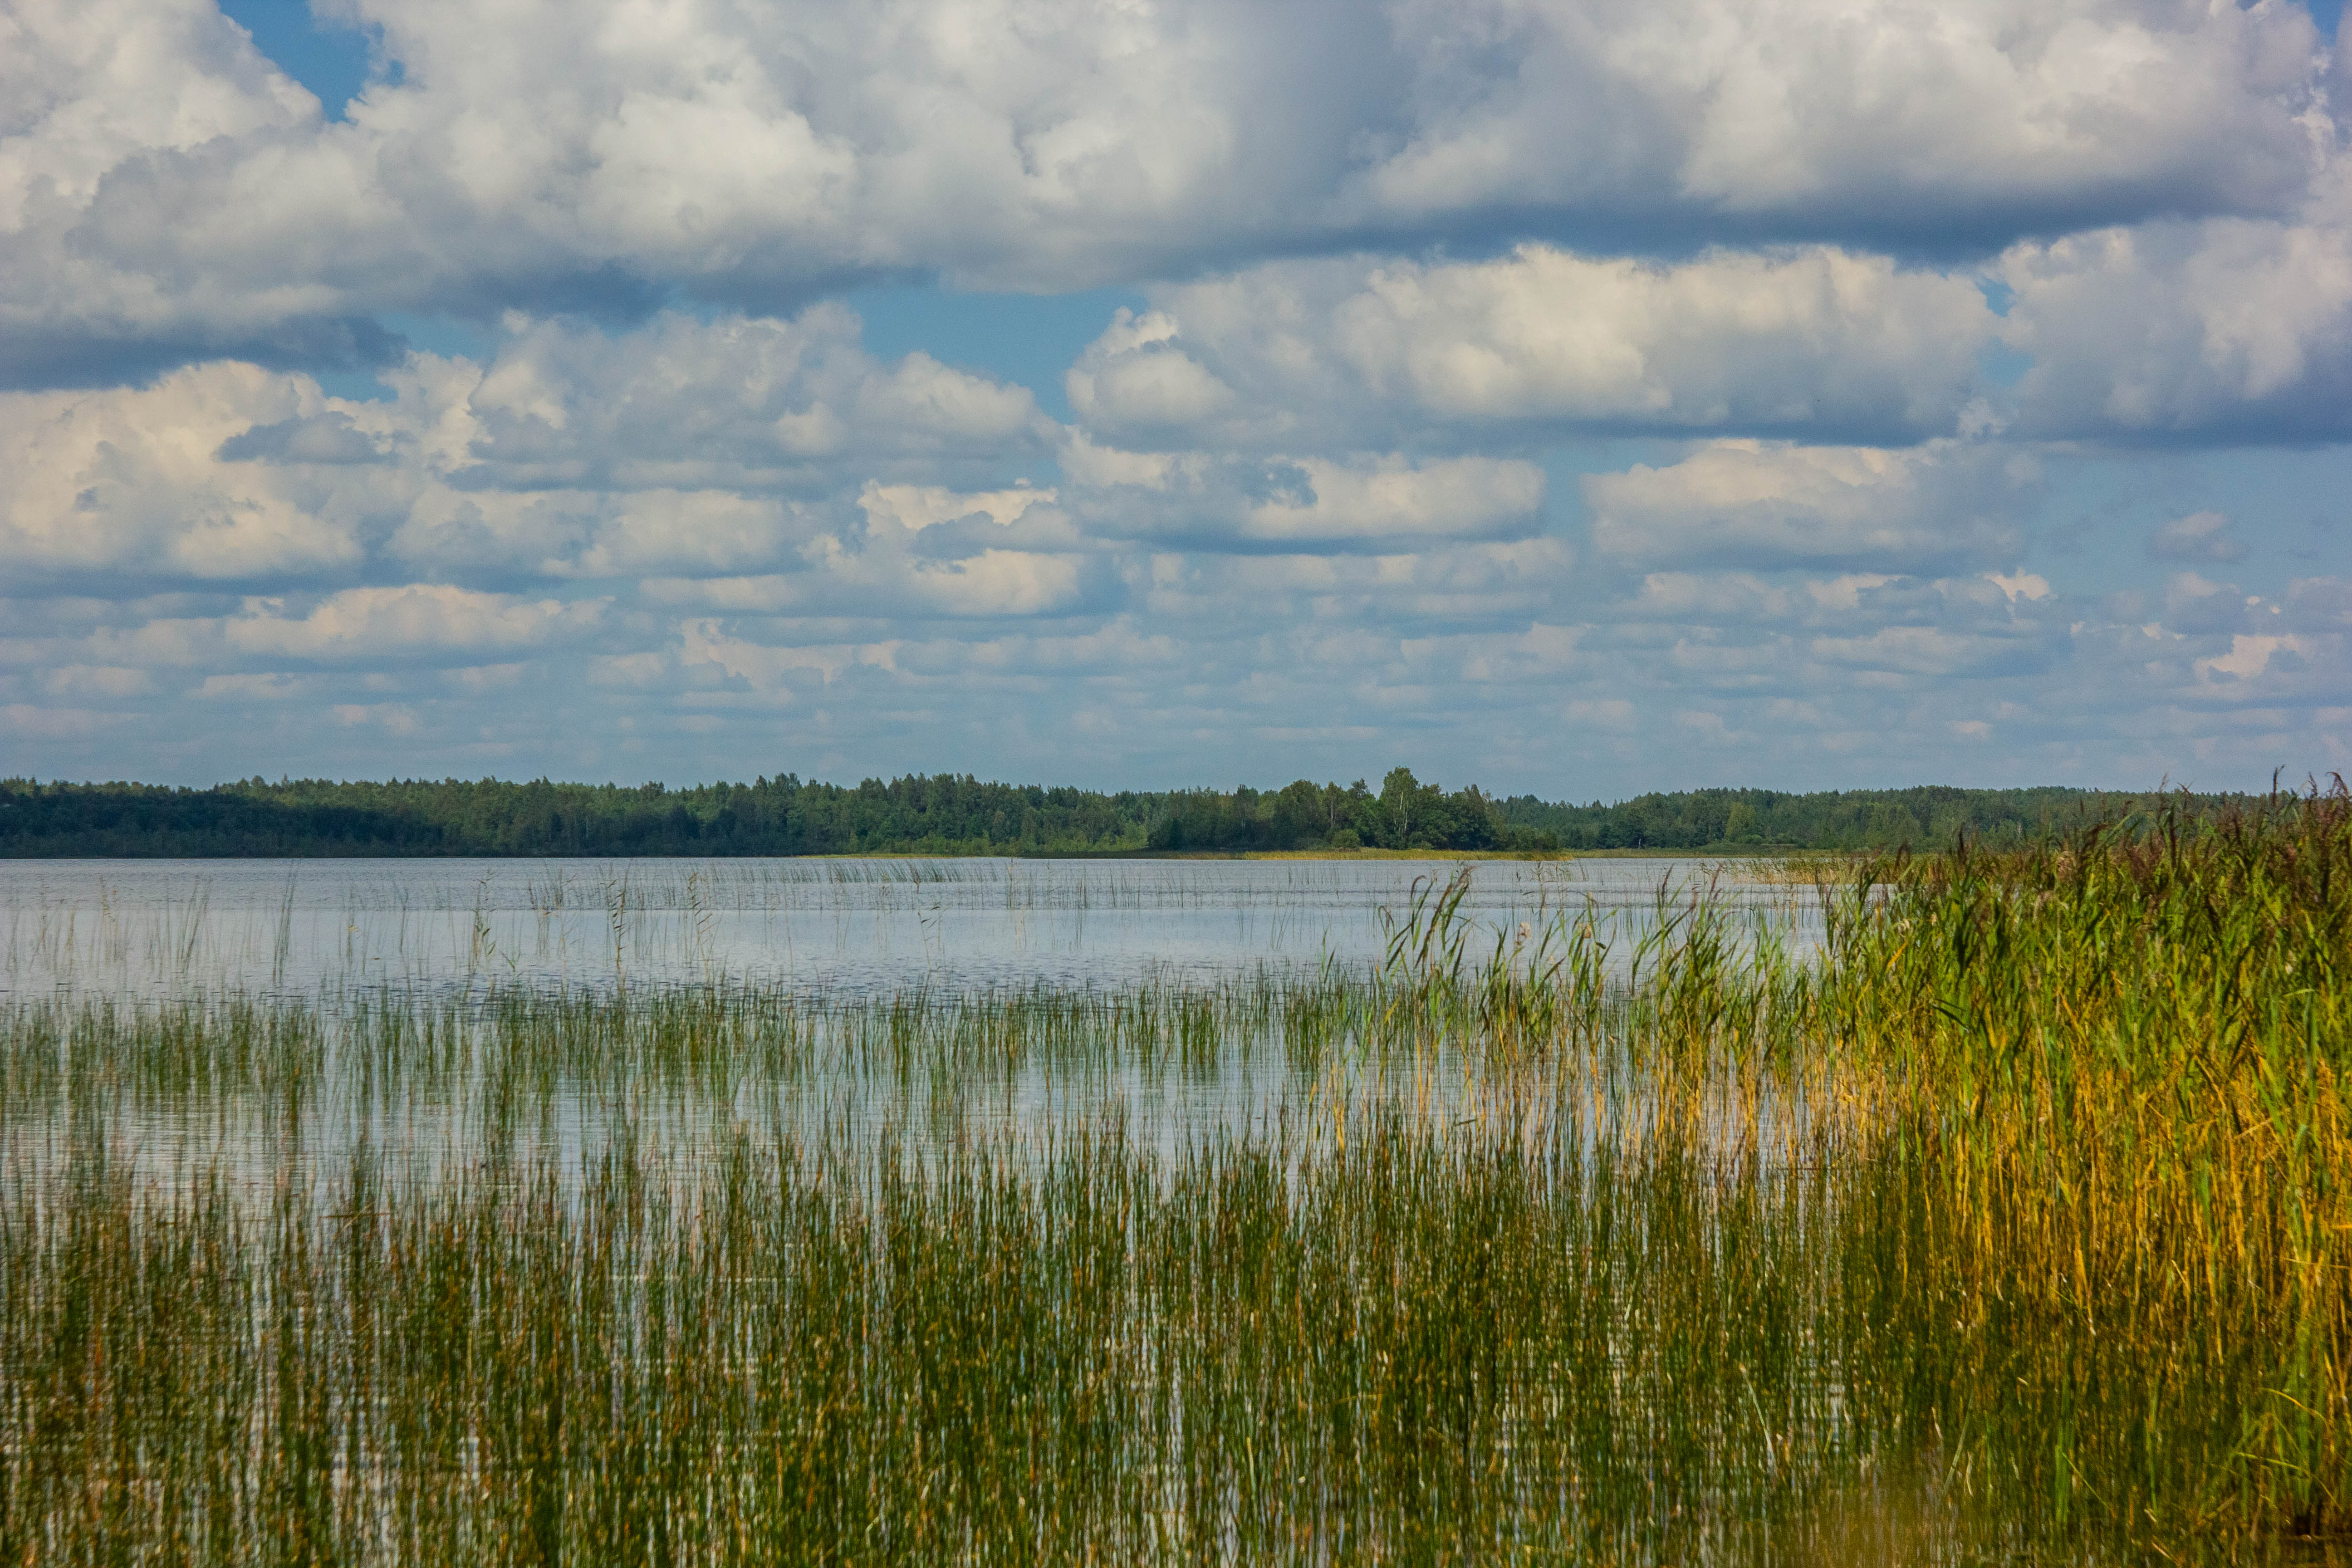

left=1147, top=768, right=1552, bottom=852
left=0, top=773, right=1156, bottom=858
left=1499, top=782, right=2251, bottom=852
left=0, top=772, right=2260, bottom=858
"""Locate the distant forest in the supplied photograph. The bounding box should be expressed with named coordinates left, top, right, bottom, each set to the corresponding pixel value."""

left=0, top=771, right=2249, bottom=858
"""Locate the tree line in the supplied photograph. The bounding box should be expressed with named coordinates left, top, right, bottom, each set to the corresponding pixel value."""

left=0, top=771, right=2245, bottom=858
left=1491, top=784, right=2215, bottom=852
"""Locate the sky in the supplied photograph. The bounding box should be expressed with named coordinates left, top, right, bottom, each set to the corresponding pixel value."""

left=2, top=0, right=2349, bottom=797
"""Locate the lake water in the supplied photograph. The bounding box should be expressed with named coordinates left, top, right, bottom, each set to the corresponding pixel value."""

left=1, top=853, right=1828, bottom=1200
left=0, top=854, right=1818, bottom=1004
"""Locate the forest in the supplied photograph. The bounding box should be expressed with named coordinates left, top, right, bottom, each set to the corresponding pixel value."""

left=1492, top=783, right=2172, bottom=851
left=0, top=770, right=2244, bottom=858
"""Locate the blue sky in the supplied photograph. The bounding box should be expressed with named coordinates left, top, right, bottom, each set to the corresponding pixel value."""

left=3, top=0, right=2348, bottom=796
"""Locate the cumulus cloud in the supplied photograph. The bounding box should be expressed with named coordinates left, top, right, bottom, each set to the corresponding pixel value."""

left=0, top=362, right=365, bottom=578
left=1060, top=444, right=1546, bottom=553
left=218, top=410, right=388, bottom=465
left=1598, top=569, right=2065, bottom=689
left=419, top=308, right=1048, bottom=493
left=645, top=481, right=1092, bottom=619
left=2284, top=575, right=2352, bottom=632
left=1068, top=248, right=1995, bottom=449
left=2003, top=167, right=2352, bottom=441
left=0, top=308, right=1054, bottom=587
left=1237, top=458, right=1545, bottom=545
left=0, top=0, right=315, bottom=227
left=1806, top=621, right=2054, bottom=681
left=1582, top=440, right=2028, bottom=573
left=1065, top=312, right=1238, bottom=436
left=5, top=0, right=2347, bottom=790
left=0, top=0, right=396, bottom=385
left=224, top=585, right=608, bottom=662
left=1366, top=0, right=2323, bottom=238
left=1134, top=538, right=1578, bottom=634
left=804, top=482, right=1088, bottom=618
left=1328, top=249, right=1990, bottom=436
left=0, top=308, right=2336, bottom=791
left=5, top=510, right=2342, bottom=789
left=0, top=0, right=2334, bottom=380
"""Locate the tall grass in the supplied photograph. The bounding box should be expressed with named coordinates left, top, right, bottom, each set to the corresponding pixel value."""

left=1812, top=786, right=2352, bottom=1544
left=0, top=787, right=2343, bottom=1563
left=4, top=1109, right=1865, bottom=1565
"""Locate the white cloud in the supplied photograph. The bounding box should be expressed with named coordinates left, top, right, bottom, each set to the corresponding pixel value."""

left=1582, top=439, right=2026, bottom=572
left=195, top=671, right=310, bottom=700
left=572, top=491, right=800, bottom=578
left=0, top=362, right=364, bottom=577
left=1137, top=538, right=1577, bottom=628
left=0, top=701, right=136, bottom=738
left=858, top=482, right=1056, bottom=533
left=1807, top=623, right=2046, bottom=679
left=676, top=622, right=900, bottom=698
left=0, top=0, right=315, bottom=225
left=4, top=0, right=2347, bottom=791
left=1069, top=247, right=1995, bottom=448
left=2004, top=168, right=2352, bottom=440
left=2285, top=576, right=2352, bottom=632
left=0, top=309, right=1054, bottom=586
left=329, top=701, right=420, bottom=734
left=225, top=585, right=607, bottom=662
left=1066, top=312, right=1239, bottom=431
left=1332, top=248, right=1989, bottom=433
left=1063, top=447, right=1545, bottom=552
left=424, top=308, right=1049, bottom=491
left=1, top=0, right=2332, bottom=374
left=643, top=480, right=1086, bottom=618
left=1240, top=457, right=1544, bottom=544
left=1366, top=0, right=2321, bottom=232
left=833, top=480, right=1088, bottom=617
left=853, top=354, right=1039, bottom=442
left=0, top=0, right=377, bottom=384
left=8, top=523, right=2344, bottom=789
left=2195, top=633, right=2312, bottom=683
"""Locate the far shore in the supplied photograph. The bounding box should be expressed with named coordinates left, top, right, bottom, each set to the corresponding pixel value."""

left=1012, top=845, right=1851, bottom=862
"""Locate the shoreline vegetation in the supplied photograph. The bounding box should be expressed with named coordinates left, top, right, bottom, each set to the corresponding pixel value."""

left=0, top=786, right=2344, bottom=1561
left=0, top=769, right=2259, bottom=859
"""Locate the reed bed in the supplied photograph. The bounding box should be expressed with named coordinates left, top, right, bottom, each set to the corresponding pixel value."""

left=0, top=788, right=2344, bottom=1563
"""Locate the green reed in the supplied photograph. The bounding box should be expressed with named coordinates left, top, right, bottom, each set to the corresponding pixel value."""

left=1803, top=784, right=2352, bottom=1546
left=5, top=1103, right=1870, bottom=1565
left=0, top=788, right=2345, bottom=1563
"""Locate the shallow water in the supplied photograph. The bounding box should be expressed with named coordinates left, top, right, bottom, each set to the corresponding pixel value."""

left=0, top=854, right=1821, bottom=1205
left=0, top=853, right=1818, bottom=1003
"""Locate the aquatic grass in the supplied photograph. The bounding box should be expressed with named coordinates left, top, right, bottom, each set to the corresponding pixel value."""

left=1796, top=782, right=2352, bottom=1545
left=3, top=1093, right=1875, bottom=1566
left=1, top=789, right=2347, bottom=1561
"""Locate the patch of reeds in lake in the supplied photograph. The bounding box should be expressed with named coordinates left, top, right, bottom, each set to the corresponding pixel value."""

left=0, top=787, right=2346, bottom=1563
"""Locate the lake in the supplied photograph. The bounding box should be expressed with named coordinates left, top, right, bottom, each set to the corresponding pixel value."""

left=0, top=850, right=1823, bottom=1204
left=0, top=853, right=1816, bottom=1003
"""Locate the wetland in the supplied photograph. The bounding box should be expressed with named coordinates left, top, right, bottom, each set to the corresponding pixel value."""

left=1, top=796, right=2345, bottom=1564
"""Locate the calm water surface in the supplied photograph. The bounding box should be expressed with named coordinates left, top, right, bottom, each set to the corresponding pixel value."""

left=0, top=854, right=1817, bottom=1003
left=2, top=854, right=1825, bottom=1190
